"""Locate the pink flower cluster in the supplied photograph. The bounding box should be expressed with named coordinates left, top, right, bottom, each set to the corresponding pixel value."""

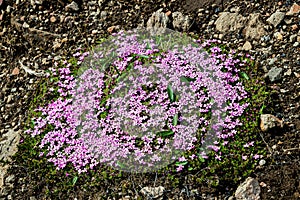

left=26, top=30, right=255, bottom=173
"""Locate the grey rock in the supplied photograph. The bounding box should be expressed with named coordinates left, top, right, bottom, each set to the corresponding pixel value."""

left=0, top=165, right=8, bottom=193
left=140, top=186, right=165, bottom=199
left=4, top=175, right=14, bottom=184
left=243, top=13, right=267, bottom=40
left=260, top=114, right=284, bottom=132
left=0, top=129, right=21, bottom=161
left=268, top=57, right=277, bottom=65
left=261, top=35, right=270, bottom=42
left=146, top=8, right=170, bottom=34
left=266, top=12, right=285, bottom=27
left=65, top=1, right=79, bottom=12
left=235, top=177, right=261, bottom=200
left=215, top=12, right=246, bottom=32
left=267, top=66, right=283, bottom=82
left=172, top=11, right=191, bottom=32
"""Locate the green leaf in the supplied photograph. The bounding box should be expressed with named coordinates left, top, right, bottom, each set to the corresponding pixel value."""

left=117, top=161, right=126, bottom=169
left=157, top=130, right=174, bottom=137
left=259, top=104, right=265, bottom=114
left=136, top=54, right=149, bottom=59
left=188, top=167, right=194, bottom=171
left=116, top=72, right=129, bottom=83
left=239, top=71, right=249, bottom=80
left=180, top=76, right=196, bottom=82
left=198, top=155, right=205, bottom=163
left=72, top=176, right=78, bottom=186
left=172, top=114, right=178, bottom=126
left=175, top=161, right=188, bottom=166
left=146, top=42, right=151, bottom=50
left=167, top=84, right=175, bottom=102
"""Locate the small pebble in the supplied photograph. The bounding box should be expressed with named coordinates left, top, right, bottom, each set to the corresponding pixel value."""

left=259, top=159, right=266, bottom=166
left=50, top=16, right=56, bottom=23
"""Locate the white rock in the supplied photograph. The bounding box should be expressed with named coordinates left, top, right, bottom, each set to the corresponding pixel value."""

left=172, top=11, right=191, bottom=32
left=147, top=8, right=170, bottom=34
left=235, top=177, right=261, bottom=200
left=140, top=186, right=165, bottom=199
left=260, top=114, right=284, bottom=132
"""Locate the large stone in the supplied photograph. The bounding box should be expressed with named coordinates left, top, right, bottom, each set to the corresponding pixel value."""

left=215, top=12, right=246, bottom=32
left=266, top=12, right=285, bottom=27
left=147, top=8, right=170, bottom=33
left=235, top=177, right=261, bottom=200
left=266, top=66, right=283, bottom=82
left=0, top=129, right=21, bottom=161
left=243, top=13, right=267, bottom=40
left=260, top=114, right=284, bottom=132
left=65, top=1, right=79, bottom=12
left=140, top=186, right=165, bottom=199
left=0, top=129, right=21, bottom=195
left=172, top=11, right=192, bottom=32
left=286, top=3, right=300, bottom=16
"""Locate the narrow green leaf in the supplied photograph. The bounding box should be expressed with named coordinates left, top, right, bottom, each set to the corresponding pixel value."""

left=198, top=155, right=205, bottom=163
left=167, top=84, right=175, bottom=102
left=239, top=71, right=249, bottom=80
left=157, top=130, right=174, bottom=137
left=146, top=42, right=151, bottom=50
left=188, top=167, right=194, bottom=171
left=175, top=161, right=188, bottom=166
left=172, top=114, right=178, bottom=126
left=72, top=176, right=78, bottom=186
left=116, top=72, right=128, bottom=83
left=136, top=54, right=149, bottom=59
left=259, top=104, right=265, bottom=114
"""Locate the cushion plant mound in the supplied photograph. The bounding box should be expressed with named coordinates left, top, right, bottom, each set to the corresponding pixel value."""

left=25, top=29, right=265, bottom=184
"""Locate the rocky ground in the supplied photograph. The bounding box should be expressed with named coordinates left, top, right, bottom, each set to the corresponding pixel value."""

left=0, top=0, right=299, bottom=199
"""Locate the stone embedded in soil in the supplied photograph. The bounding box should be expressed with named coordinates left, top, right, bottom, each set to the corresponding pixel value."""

left=147, top=8, right=170, bottom=32
left=140, top=186, right=165, bottom=199
left=0, top=129, right=21, bottom=161
left=235, top=177, right=261, bottom=200
left=243, top=13, right=266, bottom=40
left=172, top=11, right=191, bottom=32
left=65, top=1, right=79, bottom=12
left=242, top=41, right=252, bottom=50
left=260, top=114, right=284, bottom=132
left=266, top=66, right=283, bottom=82
left=286, top=3, right=300, bottom=16
left=11, top=68, right=19, bottom=75
left=266, top=11, right=285, bottom=28
left=215, top=12, right=246, bottom=32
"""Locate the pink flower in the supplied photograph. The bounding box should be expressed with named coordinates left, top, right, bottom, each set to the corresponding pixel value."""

left=176, top=165, right=184, bottom=172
